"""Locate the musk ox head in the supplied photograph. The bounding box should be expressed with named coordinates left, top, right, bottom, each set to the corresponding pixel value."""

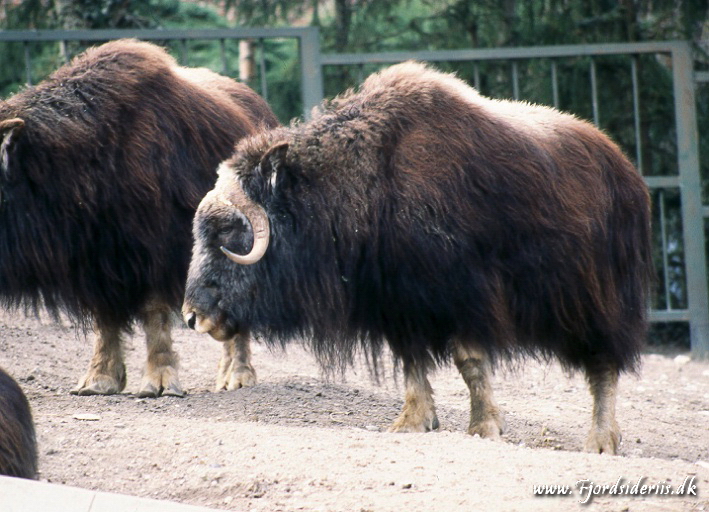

left=183, top=137, right=288, bottom=341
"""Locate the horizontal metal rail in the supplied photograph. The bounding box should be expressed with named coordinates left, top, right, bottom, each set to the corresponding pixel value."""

left=319, top=41, right=683, bottom=66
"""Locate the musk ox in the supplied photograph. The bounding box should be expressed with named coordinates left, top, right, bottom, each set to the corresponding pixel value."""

left=183, top=61, right=653, bottom=454
left=0, top=367, right=37, bottom=479
left=0, top=39, right=278, bottom=397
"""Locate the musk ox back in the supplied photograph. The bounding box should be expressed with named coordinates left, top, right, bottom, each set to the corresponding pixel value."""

left=183, top=61, right=653, bottom=454
left=0, top=39, right=278, bottom=397
left=0, top=367, right=37, bottom=479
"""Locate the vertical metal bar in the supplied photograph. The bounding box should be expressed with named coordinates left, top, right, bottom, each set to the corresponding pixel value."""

left=590, top=57, right=599, bottom=126
left=631, top=56, right=643, bottom=173
left=671, top=41, right=709, bottom=357
left=23, top=42, right=32, bottom=85
left=357, top=63, right=365, bottom=85
left=258, top=38, right=268, bottom=103
left=299, top=27, right=324, bottom=119
left=551, top=60, right=559, bottom=109
left=659, top=190, right=672, bottom=310
left=179, top=39, right=187, bottom=65
left=511, top=61, right=520, bottom=100
left=220, top=39, right=228, bottom=75
left=473, top=63, right=481, bottom=91
left=59, top=40, right=69, bottom=63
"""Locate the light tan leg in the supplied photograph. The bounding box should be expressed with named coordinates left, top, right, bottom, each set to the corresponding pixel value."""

left=137, top=303, right=184, bottom=398
left=215, top=331, right=257, bottom=391
left=584, top=364, right=621, bottom=454
left=389, top=358, right=439, bottom=433
left=452, top=340, right=504, bottom=439
left=71, top=325, right=126, bottom=396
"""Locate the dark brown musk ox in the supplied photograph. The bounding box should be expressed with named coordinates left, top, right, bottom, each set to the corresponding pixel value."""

left=0, top=367, right=37, bottom=479
left=182, top=61, right=653, bottom=454
left=0, top=39, right=278, bottom=397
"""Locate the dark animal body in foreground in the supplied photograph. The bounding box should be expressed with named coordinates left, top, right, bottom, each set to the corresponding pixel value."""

left=0, top=367, right=37, bottom=479
left=0, top=39, right=278, bottom=397
left=183, top=61, right=653, bottom=454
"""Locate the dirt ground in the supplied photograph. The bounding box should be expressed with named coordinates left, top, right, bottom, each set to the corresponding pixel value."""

left=0, top=309, right=707, bottom=511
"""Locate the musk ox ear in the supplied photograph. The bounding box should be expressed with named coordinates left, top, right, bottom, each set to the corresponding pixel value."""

left=0, top=118, right=25, bottom=174
left=259, top=142, right=289, bottom=190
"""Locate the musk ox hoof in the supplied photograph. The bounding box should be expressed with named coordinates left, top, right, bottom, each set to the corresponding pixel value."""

left=388, top=412, right=440, bottom=433
left=137, top=367, right=184, bottom=398
left=584, top=428, right=621, bottom=455
left=468, top=415, right=505, bottom=440
left=216, top=364, right=257, bottom=391
left=71, top=366, right=126, bottom=396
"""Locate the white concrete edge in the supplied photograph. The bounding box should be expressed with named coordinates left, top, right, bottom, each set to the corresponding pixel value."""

left=0, top=476, right=221, bottom=512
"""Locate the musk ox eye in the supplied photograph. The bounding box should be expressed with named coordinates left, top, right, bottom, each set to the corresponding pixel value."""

left=217, top=224, right=233, bottom=236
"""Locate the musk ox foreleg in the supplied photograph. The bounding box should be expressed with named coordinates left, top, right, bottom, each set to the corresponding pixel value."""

left=584, top=362, right=621, bottom=454
left=389, top=357, right=439, bottom=433
left=215, top=331, right=257, bottom=391
left=138, top=302, right=184, bottom=398
left=71, top=324, right=126, bottom=396
left=452, top=341, right=505, bottom=439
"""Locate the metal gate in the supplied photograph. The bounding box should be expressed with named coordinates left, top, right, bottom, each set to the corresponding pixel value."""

left=1, top=31, right=707, bottom=356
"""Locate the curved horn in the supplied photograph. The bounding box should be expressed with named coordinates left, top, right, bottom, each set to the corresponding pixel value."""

left=220, top=185, right=270, bottom=265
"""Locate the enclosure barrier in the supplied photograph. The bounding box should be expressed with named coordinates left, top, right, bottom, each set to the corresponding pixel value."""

left=0, top=30, right=707, bottom=356
left=0, top=27, right=323, bottom=119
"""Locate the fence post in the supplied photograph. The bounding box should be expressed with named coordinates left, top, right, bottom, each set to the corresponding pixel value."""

left=672, top=41, right=709, bottom=358
left=298, top=27, right=323, bottom=119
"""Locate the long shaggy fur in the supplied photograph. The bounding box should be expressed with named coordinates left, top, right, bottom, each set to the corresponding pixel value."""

left=0, top=39, right=278, bottom=331
left=0, top=367, right=37, bottom=479
left=188, top=61, right=653, bottom=377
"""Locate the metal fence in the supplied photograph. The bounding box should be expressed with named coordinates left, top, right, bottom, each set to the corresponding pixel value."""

left=0, top=28, right=323, bottom=120
left=0, top=30, right=707, bottom=356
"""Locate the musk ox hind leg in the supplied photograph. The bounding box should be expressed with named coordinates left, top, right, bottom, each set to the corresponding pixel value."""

left=137, top=301, right=185, bottom=398
left=215, top=331, right=257, bottom=391
left=71, top=323, right=126, bottom=396
left=452, top=340, right=505, bottom=439
left=389, top=357, right=440, bottom=433
left=584, top=361, right=621, bottom=455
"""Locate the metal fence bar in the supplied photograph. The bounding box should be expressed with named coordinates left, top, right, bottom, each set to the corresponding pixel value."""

left=511, top=61, right=520, bottom=100
left=671, top=42, right=709, bottom=356
left=550, top=60, right=559, bottom=108
left=23, top=42, right=32, bottom=85
left=658, top=191, right=672, bottom=310
left=298, top=27, right=323, bottom=118
left=319, top=41, right=680, bottom=66
left=589, top=58, right=599, bottom=126
left=258, top=38, right=268, bottom=103
left=219, top=39, right=228, bottom=75
left=631, top=56, right=643, bottom=172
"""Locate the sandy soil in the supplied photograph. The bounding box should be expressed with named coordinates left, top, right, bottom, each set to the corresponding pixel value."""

left=0, top=309, right=707, bottom=511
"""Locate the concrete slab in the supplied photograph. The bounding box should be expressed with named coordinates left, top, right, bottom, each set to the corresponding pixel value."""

left=0, top=476, right=220, bottom=512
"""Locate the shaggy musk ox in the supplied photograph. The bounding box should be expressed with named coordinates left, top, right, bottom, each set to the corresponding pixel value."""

left=0, top=367, right=37, bottom=479
left=0, top=39, right=278, bottom=397
left=183, top=61, right=653, bottom=454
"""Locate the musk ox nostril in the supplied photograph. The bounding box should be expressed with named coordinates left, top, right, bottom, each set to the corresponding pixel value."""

left=186, top=312, right=197, bottom=330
